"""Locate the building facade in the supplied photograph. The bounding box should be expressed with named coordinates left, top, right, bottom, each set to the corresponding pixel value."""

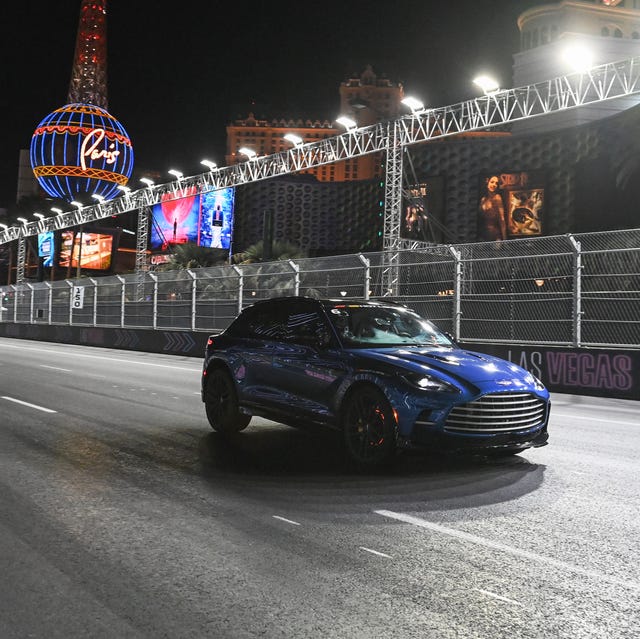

left=225, top=65, right=404, bottom=182
left=513, top=0, right=640, bottom=133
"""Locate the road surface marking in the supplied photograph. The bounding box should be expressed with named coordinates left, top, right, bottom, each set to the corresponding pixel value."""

left=40, top=364, right=72, bottom=372
left=552, top=412, right=639, bottom=426
left=375, top=510, right=640, bottom=591
left=1, top=396, right=57, bottom=413
left=474, top=588, right=523, bottom=606
left=0, top=343, right=199, bottom=371
left=359, top=547, right=392, bottom=558
left=272, top=515, right=300, bottom=526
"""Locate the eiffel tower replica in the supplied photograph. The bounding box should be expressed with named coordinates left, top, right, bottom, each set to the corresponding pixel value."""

left=67, top=0, right=109, bottom=108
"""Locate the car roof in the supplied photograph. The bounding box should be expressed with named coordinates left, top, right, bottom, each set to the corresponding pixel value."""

left=243, top=296, right=410, bottom=309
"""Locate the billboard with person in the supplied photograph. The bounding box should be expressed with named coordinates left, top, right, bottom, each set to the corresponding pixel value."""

left=477, top=171, right=544, bottom=241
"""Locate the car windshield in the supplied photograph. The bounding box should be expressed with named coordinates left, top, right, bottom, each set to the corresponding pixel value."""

left=325, top=303, right=455, bottom=348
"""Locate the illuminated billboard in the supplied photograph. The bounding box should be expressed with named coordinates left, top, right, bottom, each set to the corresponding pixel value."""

left=59, top=229, right=118, bottom=271
left=150, top=187, right=235, bottom=251
left=38, top=231, right=55, bottom=267
left=477, top=171, right=544, bottom=241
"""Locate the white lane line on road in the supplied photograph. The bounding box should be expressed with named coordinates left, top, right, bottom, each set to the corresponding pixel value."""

left=551, top=412, right=639, bottom=426
left=0, top=343, right=200, bottom=371
left=272, top=515, right=301, bottom=526
left=359, top=547, right=392, bottom=559
left=474, top=588, right=523, bottom=606
left=375, top=510, right=640, bottom=591
left=40, top=364, right=72, bottom=372
left=1, top=396, right=57, bottom=413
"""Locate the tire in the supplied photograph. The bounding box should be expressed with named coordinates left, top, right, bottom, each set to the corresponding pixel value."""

left=341, top=385, right=397, bottom=469
left=204, top=368, right=251, bottom=434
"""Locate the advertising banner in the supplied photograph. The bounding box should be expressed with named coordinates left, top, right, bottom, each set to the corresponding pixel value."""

left=471, top=343, right=640, bottom=400
left=477, top=171, right=544, bottom=241
left=401, top=178, right=444, bottom=243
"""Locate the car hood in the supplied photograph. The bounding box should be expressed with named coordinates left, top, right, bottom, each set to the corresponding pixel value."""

left=357, top=347, right=530, bottom=384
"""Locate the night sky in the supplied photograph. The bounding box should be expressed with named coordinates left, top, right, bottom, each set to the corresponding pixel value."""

left=0, top=0, right=540, bottom=208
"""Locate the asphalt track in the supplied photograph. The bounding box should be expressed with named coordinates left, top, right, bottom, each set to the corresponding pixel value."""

left=0, top=338, right=638, bottom=638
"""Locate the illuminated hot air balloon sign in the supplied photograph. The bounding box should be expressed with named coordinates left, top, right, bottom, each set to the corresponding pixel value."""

left=30, top=102, right=134, bottom=203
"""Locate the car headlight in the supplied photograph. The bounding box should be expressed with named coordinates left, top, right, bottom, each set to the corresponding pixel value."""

left=525, top=372, right=546, bottom=391
left=402, top=372, right=459, bottom=393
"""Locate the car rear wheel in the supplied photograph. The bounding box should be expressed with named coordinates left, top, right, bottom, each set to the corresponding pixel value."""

left=341, top=386, right=397, bottom=469
left=204, top=368, right=251, bottom=433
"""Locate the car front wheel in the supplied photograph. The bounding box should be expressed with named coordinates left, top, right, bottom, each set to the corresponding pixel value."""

left=341, top=386, right=397, bottom=469
left=204, top=368, right=251, bottom=434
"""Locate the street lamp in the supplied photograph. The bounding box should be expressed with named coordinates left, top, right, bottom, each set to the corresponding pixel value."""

left=473, top=74, right=500, bottom=95
left=51, top=207, right=63, bottom=215
left=0, top=223, right=7, bottom=230
left=284, top=133, right=303, bottom=147
left=201, top=159, right=217, bottom=170
left=336, top=116, right=357, bottom=131
left=91, top=194, right=105, bottom=204
left=140, top=177, right=154, bottom=187
left=238, top=147, right=257, bottom=160
left=33, top=212, right=45, bottom=220
left=168, top=169, right=183, bottom=180
left=401, top=96, right=426, bottom=113
left=17, top=217, right=28, bottom=225
left=118, top=185, right=131, bottom=195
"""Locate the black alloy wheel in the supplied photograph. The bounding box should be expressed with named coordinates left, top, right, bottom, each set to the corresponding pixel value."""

left=341, top=386, right=397, bottom=469
left=204, top=368, right=251, bottom=433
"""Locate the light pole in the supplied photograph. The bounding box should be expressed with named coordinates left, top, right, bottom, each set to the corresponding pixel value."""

left=473, top=74, right=500, bottom=95
left=335, top=116, right=357, bottom=131
left=238, top=147, right=257, bottom=160
left=201, top=159, right=217, bottom=171
left=401, top=96, right=426, bottom=113
left=283, top=133, right=303, bottom=147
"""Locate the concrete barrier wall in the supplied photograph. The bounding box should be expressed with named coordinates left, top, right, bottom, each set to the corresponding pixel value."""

left=0, top=322, right=210, bottom=359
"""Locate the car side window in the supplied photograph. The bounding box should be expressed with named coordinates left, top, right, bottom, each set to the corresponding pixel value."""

left=283, top=301, right=327, bottom=345
left=228, top=303, right=287, bottom=341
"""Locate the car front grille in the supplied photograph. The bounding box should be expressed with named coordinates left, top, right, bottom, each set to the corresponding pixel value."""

left=445, top=392, right=547, bottom=434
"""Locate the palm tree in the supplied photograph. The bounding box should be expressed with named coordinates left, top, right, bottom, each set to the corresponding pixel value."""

left=233, top=240, right=306, bottom=264
left=156, top=242, right=229, bottom=271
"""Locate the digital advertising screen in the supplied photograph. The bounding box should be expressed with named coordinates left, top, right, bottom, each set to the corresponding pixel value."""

left=199, top=188, right=235, bottom=250
left=477, top=171, right=544, bottom=241
left=38, top=231, right=55, bottom=267
left=150, top=187, right=235, bottom=251
left=150, top=187, right=201, bottom=250
left=58, top=229, right=118, bottom=271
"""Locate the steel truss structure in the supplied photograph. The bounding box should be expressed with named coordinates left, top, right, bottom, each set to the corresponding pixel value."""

left=3, top=55, right=640, bottom=285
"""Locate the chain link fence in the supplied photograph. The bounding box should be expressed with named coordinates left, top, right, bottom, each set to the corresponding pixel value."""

left=1, top=229, right=639, bottom=349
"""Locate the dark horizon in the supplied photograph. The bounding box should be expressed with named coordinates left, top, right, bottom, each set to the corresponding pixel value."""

left=0, top=0, right=540, bottom=208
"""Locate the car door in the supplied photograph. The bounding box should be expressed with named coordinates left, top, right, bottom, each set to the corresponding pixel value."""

left=269, top=299, right=349, bottom=422
left=227, top=300, right=288, bottom=407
